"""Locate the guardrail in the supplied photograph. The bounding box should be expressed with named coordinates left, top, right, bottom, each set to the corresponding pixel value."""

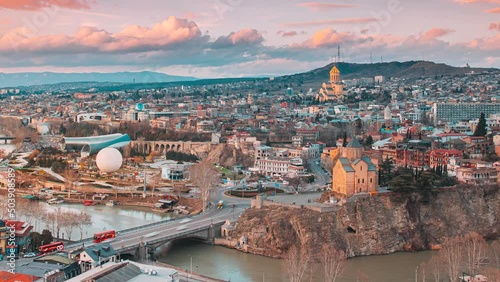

left=112, top=221, right=226, bottom=252
left=66, top=205, right=219, bottom=250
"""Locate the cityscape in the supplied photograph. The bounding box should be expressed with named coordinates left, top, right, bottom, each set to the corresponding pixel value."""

left=0, top=1, right=499, bottom=282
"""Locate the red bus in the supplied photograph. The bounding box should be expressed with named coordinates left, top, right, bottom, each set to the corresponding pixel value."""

left=39, top=242, right=64, bottom=254
left=93, top=230, right=116, bottom=243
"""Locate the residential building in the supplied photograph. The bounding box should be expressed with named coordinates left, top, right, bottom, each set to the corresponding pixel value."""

left=433, top=103, right=500, bottom=125
left=4, top=220, right=33, bottom=254
left=429, top=149, right=463, bottom=168
left=456, top=167, right=498, bottom=185
left=77, top=243, right=118, bottom=271
left=0, top=271, right=36, bottom=282
left=65, top=261, right=179, bottom=282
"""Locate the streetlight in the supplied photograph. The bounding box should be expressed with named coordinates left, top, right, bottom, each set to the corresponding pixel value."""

left=415, top=266, right=418, bottom=282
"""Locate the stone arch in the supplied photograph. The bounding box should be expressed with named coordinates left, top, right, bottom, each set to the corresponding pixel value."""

left=160, top=144, right=165, bottom=154
left=155, top=144, right=160, bottom=152
left=166, top=144, right=171, bottom=151
left=177, top=144, right=181, bottom=152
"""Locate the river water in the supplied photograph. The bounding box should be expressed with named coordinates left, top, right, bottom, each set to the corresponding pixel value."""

left=42, top=203, right=176, bottom=240
left=42, top=203, right=434, bottom=281
left=159, top=240, right=434, bottom=282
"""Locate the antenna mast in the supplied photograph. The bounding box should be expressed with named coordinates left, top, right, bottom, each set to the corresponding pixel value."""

left=337, top=45, right=341, bottom=63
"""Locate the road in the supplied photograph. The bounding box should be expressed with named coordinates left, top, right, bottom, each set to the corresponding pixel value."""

left=305, top=158, right=331, bottom=191
left=66, top=185, right=250, bottom=252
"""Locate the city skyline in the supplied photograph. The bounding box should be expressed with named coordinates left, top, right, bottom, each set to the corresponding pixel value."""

left=0, top=0, right=498, bottom=78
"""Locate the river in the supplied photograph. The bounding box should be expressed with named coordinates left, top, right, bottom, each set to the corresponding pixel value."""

left=42, top=203, right=435, bottom=281
left=159, top=239, right=434, bottom=282
left=42, top=202, right=177, bottom=240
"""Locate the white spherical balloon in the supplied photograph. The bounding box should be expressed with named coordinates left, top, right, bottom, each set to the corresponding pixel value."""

left=96, top=147, right=123, bottom=173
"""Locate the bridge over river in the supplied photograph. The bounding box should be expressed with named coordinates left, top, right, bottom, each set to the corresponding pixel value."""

left=65, top=193, right=248, bottom=261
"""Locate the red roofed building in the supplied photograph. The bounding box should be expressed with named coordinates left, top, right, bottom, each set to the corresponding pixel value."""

left=3, top=220, right=33, bottom=254
left=429, top=149, right=463, bottom=168
left=0, top=271, right=36, bottom=282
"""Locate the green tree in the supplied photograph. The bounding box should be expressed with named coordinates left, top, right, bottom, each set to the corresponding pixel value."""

left=364, top=135, right=373, bottom=147
left=379, top=157, right=394, bottom=185
left=388, top=168, right=417, bottom=192
left=473, top=112, right=487, bottom=136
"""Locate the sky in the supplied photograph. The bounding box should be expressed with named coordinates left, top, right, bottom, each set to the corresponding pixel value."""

left=0, top=0, right=498, bottom=78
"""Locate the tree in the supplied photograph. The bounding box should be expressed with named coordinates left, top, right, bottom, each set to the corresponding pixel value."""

left=64, top=169, right=81, bottom=199
left=489, top=240, right=500, bottom=269
left=283, top=245, right=311, bottom=282
left=364, top=135, right=373, bottom=147
left=60, top=211, right=79, bottom=241
left=76, top=211, right=92, bottom=240
left=473, top=112, right=487, bottom=136
left=462, top=232, right=488, bottom=276
left=438, top=236, right=463, bottom=282
left=388, top=168, right=417, bottom=192
left=285, top=177, right=301, bottom=193
left=379, top=158, right=394, bottom=186
left=189, top=159, right=220, bottom=212
left=319, top=244, right=347, bottom=282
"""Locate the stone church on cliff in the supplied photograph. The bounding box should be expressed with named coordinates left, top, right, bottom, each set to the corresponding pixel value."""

left=332, top=138, right=378, bottom=197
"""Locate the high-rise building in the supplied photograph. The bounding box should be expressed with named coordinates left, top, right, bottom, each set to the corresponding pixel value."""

left=433, top=103, right=500, bottom=125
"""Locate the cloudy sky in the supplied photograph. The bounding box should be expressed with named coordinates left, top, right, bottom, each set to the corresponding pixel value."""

left=0, top=0, right=498, bottom=78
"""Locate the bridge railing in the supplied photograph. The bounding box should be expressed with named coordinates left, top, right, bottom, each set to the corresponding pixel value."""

left=65, top=216, right=190, bottom=249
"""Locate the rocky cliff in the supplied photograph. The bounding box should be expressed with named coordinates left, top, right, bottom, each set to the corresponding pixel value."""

left=229, top=186, right=500, bottom=258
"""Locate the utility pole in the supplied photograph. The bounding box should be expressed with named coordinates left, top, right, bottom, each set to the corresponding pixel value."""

left=143, top=166, right=147, bottom=198
left=415, top=266, right=418, bottom=282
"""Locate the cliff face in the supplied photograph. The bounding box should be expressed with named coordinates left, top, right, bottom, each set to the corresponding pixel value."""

left=230, top=186, right=500, bottom=258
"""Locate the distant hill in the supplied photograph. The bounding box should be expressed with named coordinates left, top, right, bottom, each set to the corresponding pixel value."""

left=0, top=71, right=197, bottom=87
left=276, top=61, right=499, bottom=85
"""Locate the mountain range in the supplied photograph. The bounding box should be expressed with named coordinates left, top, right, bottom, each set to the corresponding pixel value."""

left=0, top=61, right=498, bottom=88
left=0, top=71, right=197, bottom=88
left=276, top=61, right=499, bottom=86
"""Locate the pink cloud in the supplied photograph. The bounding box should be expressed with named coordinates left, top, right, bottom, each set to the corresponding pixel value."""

left=0, top=16, right=206, bottom=53
left=468, top=33, right=500, bottom=50
left=277, top=31, right=302, bottom=37
left=284, top=18, right=377, bottom=28
left=297, top=28, right=367, bottom=48
left=455, top=0, right=500, bottom=3
left=418, top=28, right=455, bottom=43
left=212, top=29, right=264, bottom=48
left=485, top=7, right=500, bottom=12
left=227, top=29, right=263, bottom=44
left=0, top=0, right=91, bottom=10
left=297, top=2, right=357, bottom=11
left=489, top=22, right=500, bottom=30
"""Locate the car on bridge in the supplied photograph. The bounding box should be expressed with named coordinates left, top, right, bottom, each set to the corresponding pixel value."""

left=23, top=252, right=37, bottom=258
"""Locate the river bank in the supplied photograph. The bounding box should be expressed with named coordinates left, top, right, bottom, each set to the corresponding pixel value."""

left=218, top=185, right=500, bottom=259
left=159, top=238, right=435, bottom=282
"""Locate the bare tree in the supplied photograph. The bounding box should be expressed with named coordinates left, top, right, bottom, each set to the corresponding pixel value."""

left=319, top=244, right=347, bottom=282
left=0, top=149, right=7, bottom=160
left=481, top=268, right=500, bottom=282
left=421, top=257, right=442, bottom=282
left=189, top=159, right=220, bottom=212
left=462, top=232, right=488, bottom=276
left=76, top=211, right=92, bottom=240
left=438, top=237, right=463, bottom=282
left=64, top=169, right=81, bottom=199
left=283, top=245, right=311, bottom=282
left=286, top=176, right=301, bottom=193
left=150, top=171, right=162, bottom=197
left=489, top=240, right=500, bottom=269
left=60, top=211, right=78, bottom=241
